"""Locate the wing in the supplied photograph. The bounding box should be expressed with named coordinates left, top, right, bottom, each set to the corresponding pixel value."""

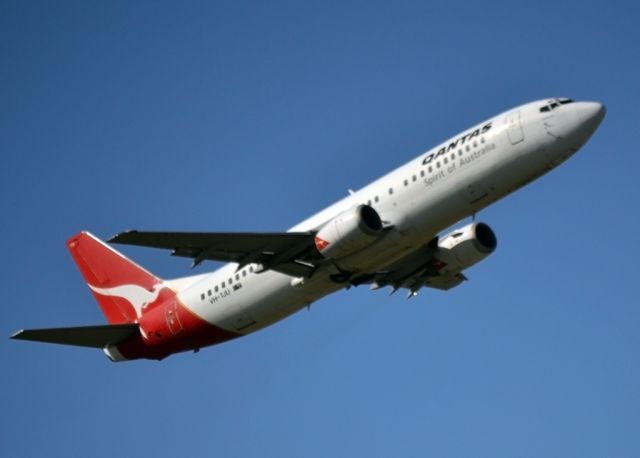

left=353, top=238, right=467, bottom=298
left=108, top=230, right=319, bottom=277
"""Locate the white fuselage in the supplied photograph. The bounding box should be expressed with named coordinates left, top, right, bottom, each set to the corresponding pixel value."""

left=171, top=99, right=604, bottom=336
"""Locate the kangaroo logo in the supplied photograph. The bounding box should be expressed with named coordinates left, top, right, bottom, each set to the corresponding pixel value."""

left=89, top=283, right=164, bottom=318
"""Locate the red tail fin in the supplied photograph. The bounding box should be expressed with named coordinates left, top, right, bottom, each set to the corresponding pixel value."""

left=67, top=232, right=163, bottom=324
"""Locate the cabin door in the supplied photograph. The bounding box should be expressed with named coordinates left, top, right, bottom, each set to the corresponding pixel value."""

left=505, top=110, right=524, bottom=145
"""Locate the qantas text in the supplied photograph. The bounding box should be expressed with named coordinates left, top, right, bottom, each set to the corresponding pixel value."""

left=422, top=122, right=493, bottom=165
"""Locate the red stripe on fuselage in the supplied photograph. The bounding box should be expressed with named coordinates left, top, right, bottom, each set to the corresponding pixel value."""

left=114, top=295, right=240, bottom=360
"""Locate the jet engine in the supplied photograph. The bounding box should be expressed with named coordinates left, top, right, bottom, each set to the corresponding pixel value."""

left=436, top=222, right=497, bottom=273
left=315, top=205, right=383, bottom=259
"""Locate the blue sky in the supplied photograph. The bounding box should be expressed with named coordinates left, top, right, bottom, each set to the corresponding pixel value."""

left=2, top=1, right=639, bottom=456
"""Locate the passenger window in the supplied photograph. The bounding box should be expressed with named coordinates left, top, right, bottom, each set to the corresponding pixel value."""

left=229, top=278, right=233, bottom=285
left=412, top=175, right=417, bottom=182
left=374, top=196, right=379, bottom=203
left=249, top=266, right=254, bottom=272
left=200, top=293, right=205, bottom=300
left=215, top=286, right=219, bottom=293
left=420, top=170, right=425, bottom=177
left=242, top=270, right=247, bottom=277
left=450, top=153, right=455, bottom=160
left=404, top=179, right=408, bottom=186
left=466, top=145, right=470, bottom=152
left=207, top=289, right=212, bottom=296
left=235, top=273, right=240, bottom=281
left=436, top=162, right=441, bottom=168
left=473, top=141, right=477, bottom=148
left=388, top=187, right=393, bottom=195
left=481, top=137, right=485, bottom=144
left=428, top=166, right=432, bottom=173
left=458, top=150, right=463, bottom=157
left=444, top=157, right=448, bottom=164
left=222, top=281, right=226, bottom=288
left=367, top=200, right=371, bottom=206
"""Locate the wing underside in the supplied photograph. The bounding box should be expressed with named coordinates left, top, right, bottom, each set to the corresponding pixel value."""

left=109, top=230, right=320, bottom=277
left=109, top=230, right=470, bottom=296
left=354, top=241, right=468, bottom=297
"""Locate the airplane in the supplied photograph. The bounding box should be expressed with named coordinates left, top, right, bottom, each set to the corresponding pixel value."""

left=11, top=98, right=606, bottom=361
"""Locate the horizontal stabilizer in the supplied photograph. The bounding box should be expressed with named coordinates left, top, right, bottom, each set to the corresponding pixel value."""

left=11, top=323, right=139, bottom=348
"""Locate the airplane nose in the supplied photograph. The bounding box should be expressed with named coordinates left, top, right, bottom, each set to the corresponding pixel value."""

left=575, top=101, right=606, bottom=134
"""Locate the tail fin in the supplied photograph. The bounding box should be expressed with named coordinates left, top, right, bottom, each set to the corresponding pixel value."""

left=67, top=232, right=163, bottom=324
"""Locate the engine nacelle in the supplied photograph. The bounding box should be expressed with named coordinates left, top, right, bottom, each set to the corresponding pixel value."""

left=436, top=222, right=497, bottom=272
left=315, top=205, right=383, bottom=259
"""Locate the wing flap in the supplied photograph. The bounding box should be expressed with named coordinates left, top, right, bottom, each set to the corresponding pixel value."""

left=11, top=323, right=139, bottom=348
left=356, top=241, right=468, bottom=294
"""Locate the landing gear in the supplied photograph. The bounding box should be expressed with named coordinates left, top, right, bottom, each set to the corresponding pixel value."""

left=350, top=273, right=376, bottom=286
left=329, top=272, right=352, bottom=283
left=328, top=261, right=353, bottom=284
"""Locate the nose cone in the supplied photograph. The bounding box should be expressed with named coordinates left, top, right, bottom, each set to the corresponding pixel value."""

left=575, top=101, right=606, bottom=134
left=562, top=100, right=606, bottom=150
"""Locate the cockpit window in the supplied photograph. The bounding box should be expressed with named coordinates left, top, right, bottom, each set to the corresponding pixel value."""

left=539, top=98, right=573, bottom=112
